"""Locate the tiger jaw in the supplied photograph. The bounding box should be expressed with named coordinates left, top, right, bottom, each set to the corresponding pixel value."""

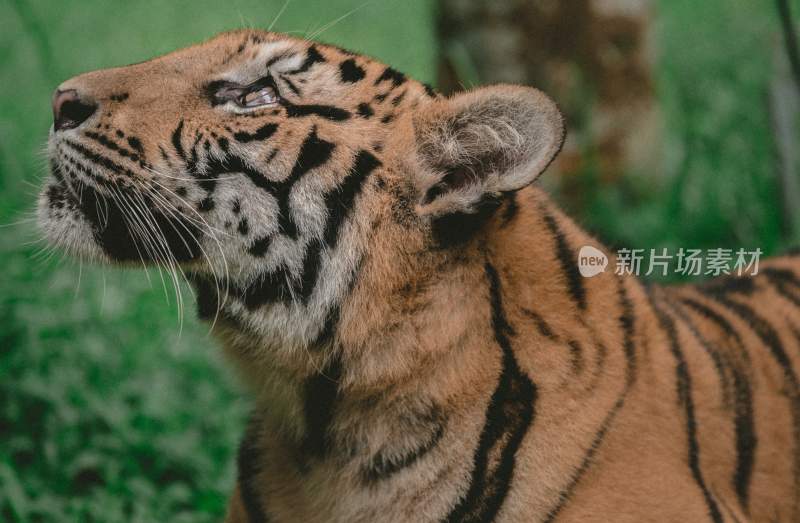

left=37, top=171, right=107, bottom=263
left=39, top=142, right=205, bottom=266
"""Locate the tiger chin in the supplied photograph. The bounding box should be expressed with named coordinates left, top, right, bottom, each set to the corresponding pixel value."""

left=38, top=29, right=800, bottom=523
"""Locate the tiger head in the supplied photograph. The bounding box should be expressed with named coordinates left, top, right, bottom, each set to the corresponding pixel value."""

left=38, top=30, right=564, bottom=361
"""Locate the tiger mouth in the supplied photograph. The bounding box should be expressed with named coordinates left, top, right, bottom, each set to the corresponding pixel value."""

left=45, top=152, right=204, bottom=264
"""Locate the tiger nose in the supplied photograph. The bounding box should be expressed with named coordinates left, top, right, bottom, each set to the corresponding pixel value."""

left=52, top=89, right=97, bottom=131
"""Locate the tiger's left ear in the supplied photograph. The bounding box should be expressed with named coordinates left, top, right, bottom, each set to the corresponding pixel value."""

left=411, top=84, right=564, bottom=219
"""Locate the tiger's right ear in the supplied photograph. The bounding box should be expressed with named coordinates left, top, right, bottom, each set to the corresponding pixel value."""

left=410, top=85, right=564, bottom=222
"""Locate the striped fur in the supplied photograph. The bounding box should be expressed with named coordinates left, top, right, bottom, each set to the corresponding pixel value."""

left=38, top=30, right=799, bottom=522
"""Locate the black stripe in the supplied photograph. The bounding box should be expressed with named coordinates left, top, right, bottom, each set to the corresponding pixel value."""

left=248, top=236, right=272, bottom=258
left=171, top=119, right=186, bottom=160
left=763, top=268, right=800, bottom=307
left=84, top=131, right=142, bottom=163
left=762, top=267, right=800, bottom=285
left=59, top=155, right=105, bottom=186
left=238, top=412, right=270, bottom=523
left=339, top=58, right=366, bottom=83
left=279, top=74, right=301, bottom=96
left=300, top=354, right=342, bottom=460
left=288, top=45, right=325, bottom=75
left=237, top=218, right=249, bottom=236
left=186, top=131, right=201, bottom=173
left=313, top=306, right=340, bottom=346
left=566, top=340, right=584, bottom=374
left=674, top=297, right=756, bottom=511
left=234, top=123, right=279, bottom=143
left=63, top=139, right=136, bottom=178
left=391, top=91, right=406, bottom=106
left=198, top=196, right=215, bottom=212
left=217, top=136, right=230, bottom=154
left=543, top=280, right=637, bottom=522
left=323, top=150, right=381, bottom=248
left=311, top=255, right=365, bottom=348
left=188, top=272, right=243, bottom=330
left=127, top=136, right=144, bottom=154
left=204, top=129, right=334, bottom=243
left=701, top=291, right=800, bottom=516
left=444, top=262, right=536, bottom=522
left=158, top=145, right=170, bottom=164
left=356, top=103, right=374, bottom=118
left=500, top=192, right=518, bottom=227
left=266, top=51, right=296, bottom=68
left=700, top=275, right=756, bottom=296
left=205, top=152, right=275, bottom=195
left=374, top=66, right=406, bottom=87
left=186, top=132, right=218, bottom=196
left=362, top=407, right=445, bottom=483
left=431, top=196, right=503, bottom=248
left=284, top=102, right=351, bottom=121
left=190, top=272, right=220, bottom=321
left=539, top=205, right=586, bottom=310
left=297, top=238, right=323, bottom=304
left=667, top=299, right=733, bottom=405
left=240, top=267, right=294, bottom=309
left=649, top=289, right=724, bottom=523
left=276, top=127, right=336, bottom=238
left=680, top=298, right=749, bottom=359
left=520, top=307, right=557, bottom=339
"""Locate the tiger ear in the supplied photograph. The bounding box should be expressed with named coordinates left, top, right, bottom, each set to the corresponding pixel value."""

left=411, top=85, right=564, bottom=219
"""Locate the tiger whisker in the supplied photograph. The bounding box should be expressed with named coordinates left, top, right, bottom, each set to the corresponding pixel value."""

left=128, top=187, right=190, bottom=287
left=268, top=0, right=293, bottom=31
left=110, top=188, right=161, bottom=291
left=74, top=259, right=83, bottom=299
left=119, top=186, right=175, bottom=305
left=120, top=185, right=187, bottom=317
left=0, top=216, right=39, bottom=228
left=306, top=0, right=375, bottom=41
left=129, top=181, right=225, bottom=331
left=140, top=174, right=233, bottom=302
left=149, top=171, right=238, bottom=183
left=137, top=180, right=231, bottom=329
left=144, top=181, right=233, bottom=239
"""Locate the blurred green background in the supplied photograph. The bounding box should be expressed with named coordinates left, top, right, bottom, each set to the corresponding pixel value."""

left=1, top=0, right=799, bottom=521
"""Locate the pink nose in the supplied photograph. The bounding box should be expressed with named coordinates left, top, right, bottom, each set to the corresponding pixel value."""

left=52, top=89, right=97, bottom=131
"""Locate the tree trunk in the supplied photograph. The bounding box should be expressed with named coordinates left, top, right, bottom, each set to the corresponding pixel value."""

left=437, top=0, right=661, bottom=207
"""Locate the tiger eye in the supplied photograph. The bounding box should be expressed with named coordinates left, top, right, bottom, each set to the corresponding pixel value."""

left=240, top=87, right=278, bottom=108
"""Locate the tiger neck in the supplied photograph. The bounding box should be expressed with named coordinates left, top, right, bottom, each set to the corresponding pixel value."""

left=229, top=186, right=637, bottom=498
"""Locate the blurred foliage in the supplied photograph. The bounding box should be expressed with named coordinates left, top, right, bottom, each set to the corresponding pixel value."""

left=0, top=1, right=435, bottom=521
left=576, top=0, right=790, bottom=266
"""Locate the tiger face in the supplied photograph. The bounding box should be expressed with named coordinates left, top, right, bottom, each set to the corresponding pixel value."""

left=38, top=29, right=564, bottom=355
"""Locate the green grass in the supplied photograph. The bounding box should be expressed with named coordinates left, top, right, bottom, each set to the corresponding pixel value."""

left=0, top=1, right=435, bottom=521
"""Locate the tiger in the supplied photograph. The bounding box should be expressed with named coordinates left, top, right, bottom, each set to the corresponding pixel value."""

left=37, top=29, right=800, bottom=522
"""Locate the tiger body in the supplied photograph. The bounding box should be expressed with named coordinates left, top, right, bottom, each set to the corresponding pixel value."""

left=36, top=30, right=799, bottom=522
